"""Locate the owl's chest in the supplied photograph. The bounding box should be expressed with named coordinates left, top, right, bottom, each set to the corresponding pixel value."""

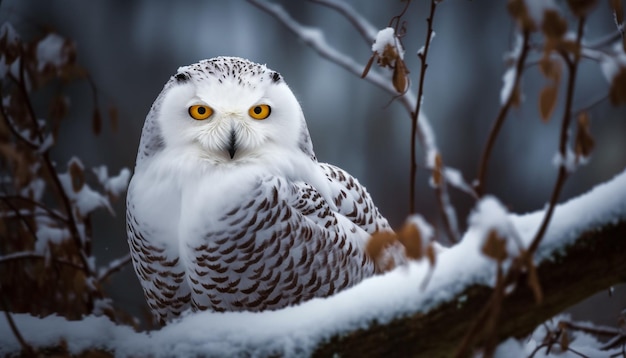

left=128, top=171, right=184, bottom=247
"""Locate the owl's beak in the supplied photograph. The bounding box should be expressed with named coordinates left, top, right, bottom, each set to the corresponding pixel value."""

left=228, top=129, right=237, bottom=159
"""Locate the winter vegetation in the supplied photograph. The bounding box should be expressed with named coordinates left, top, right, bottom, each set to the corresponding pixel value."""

left=1, top=0, right=625, bottom=357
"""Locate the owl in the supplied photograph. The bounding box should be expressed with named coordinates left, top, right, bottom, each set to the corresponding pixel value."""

left=126, top=56, right=395, bottom=325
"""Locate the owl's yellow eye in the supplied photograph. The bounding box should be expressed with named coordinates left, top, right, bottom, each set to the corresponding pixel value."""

left=248, top=104, right=271, bottom=120
left=188, top=105, right=213, bottom=120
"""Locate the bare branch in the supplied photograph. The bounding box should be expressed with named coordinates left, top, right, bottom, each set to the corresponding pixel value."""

left=475, top=30, right=531, bottom=197
left=0, top=251, right=84, bottom=271
left=527, top=17, right=587, bottom=255
left=0, top=297, right=36, bottom=355
left=97, top=254, right=132, bottom=283
left=247, top=0, right=399, bottom=97
left=306, top=0, right=378, bottom=44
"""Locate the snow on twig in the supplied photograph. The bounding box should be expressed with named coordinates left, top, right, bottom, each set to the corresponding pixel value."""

left=249, top=0, right=467, bottom=241
left=306, top=0, right=378, bottom=44
left=97, top=254, right=132, bottom=283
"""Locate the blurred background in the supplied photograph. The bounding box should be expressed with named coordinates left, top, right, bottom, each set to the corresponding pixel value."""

left=2, top=0, right=624, bottom=327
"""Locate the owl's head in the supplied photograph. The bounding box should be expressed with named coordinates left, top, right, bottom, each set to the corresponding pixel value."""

left=141, top=57, right=315, bottom=166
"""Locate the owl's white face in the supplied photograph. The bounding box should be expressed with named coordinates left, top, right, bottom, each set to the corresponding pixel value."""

left=155, top=58, right=306, bottom=165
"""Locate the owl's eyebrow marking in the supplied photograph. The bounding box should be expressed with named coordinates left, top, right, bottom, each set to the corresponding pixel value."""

left=271, top=72, right=281, bottom=83
left=175, top=73, right=190, bottom=83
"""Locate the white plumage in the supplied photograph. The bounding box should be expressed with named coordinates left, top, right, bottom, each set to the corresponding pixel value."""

left=126, top=56, right=393, bottom=324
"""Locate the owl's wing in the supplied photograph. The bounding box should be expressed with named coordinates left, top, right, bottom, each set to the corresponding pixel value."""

left=126, top=185, right=191, bottom=325
left=319, top=163, right=391, bottom=234
left=181, top=175, right=376, bottom=313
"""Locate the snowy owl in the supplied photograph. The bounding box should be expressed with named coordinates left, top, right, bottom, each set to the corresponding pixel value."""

left=126, top=56, right=393, bottom=324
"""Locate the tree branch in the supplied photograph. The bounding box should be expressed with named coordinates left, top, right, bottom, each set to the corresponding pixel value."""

left=313, top=219, right=626, bottom=357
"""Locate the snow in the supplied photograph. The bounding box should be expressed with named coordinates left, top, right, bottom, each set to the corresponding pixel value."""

left=468, top=196, right=522, bottom=259
left=371, top=27, right=395, bottom=53
left=58, top=171, right=111, bottom=216
left=2, top=169, right=626, bottom=356
left=500, top=34, right=525, bottom=105
left=598, top=42, right=626, bottom=85
left=93, top=166, right=131, bottom=197
left=36, top=33, right=69, bottom=71
left=500, top=67, right=517, bottom=105
left=417, top=31, right=435, bottom=57
left=552, top=147, right=587, bottom=173
left=372, top=27, right=404, bottom=59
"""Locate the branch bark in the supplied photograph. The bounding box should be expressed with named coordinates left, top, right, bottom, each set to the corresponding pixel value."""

left=313, top=219, right=626, bottom=357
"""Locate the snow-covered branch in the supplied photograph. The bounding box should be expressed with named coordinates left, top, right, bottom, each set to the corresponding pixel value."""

left=2, top=169, right=625, bottom=356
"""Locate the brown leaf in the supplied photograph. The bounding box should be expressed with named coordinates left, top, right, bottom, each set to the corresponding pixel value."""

left=574, top=111, right=594, bottom=158
left=366, top=231, right=397, bottom=267
left=559, top=329, right=570, bottom=350
left=507, top=0, right=536, bottom=32
left=397, top=221, right=424, bottom=260
left=539, top=56, right=562, bottom=82
left=539, top=84, right=559, bottom=122
left=92, top=108, right=102, bottom=136
left=379, top=44, right=399, bottom=68
left=542, top=10, right=567, bottom=40
left=609, top=66, right=626, bottom=106
left=69, top=159, right=85, bottom=192
left=567, top=0, right=599, bottom=17
left=481, top=230, right=508, bottom=262
left=526, top=257, right=544, bottom=303
left=392, top=59, right=409, bottom=94
left=432, top=153, right=443, bottom=187
left=362, top=53, right=376, bottom=79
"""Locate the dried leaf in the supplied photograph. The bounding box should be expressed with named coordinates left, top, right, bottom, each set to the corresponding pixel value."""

left=539, top=84, right=559, bottom=122
left=507, top=0, right=536, bottom=32
left=92, top=108, right=102, bottom=135
left=392, top=59, right=409, bottom=94
left=527, top=258, right=544, bottom=303
left=539, top=56, right=562, bottom=82
left=379, top=44, right=398, bottom=68
left=574, top=111, right=594, bottom=158
left=559, top=329, right=570, bottom=350
left=609, top=67, right=626, bottom=106
left=397, top=220, right=424, bottom=260
left=542, top=10, right=567, bottom=40
left=362, top=53, right=376, bottom=79
left=432, top=153, right=443, bottom=187
left=69, top=159, right=85, bottom=192
left=366, top=231, right=397, bottom=263
left=567, top=0, right=598, bottom=17
left=481, top=230, right=508, bottom=262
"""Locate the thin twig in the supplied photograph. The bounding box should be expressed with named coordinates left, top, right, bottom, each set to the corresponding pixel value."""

left=411, top=0, right=437, bottom=213
left=97, top=254, right=132, bottom=283
left=0, top=293, right=36, bottom=355
left=475, top=30, right=530, bottom=196
left=249, top=0, right=465, bottom=237
left=1, top=195, right=68, bottom=224
left=0, top=251, right=84, bottom=271
left=0, top=196, right=38, bottom=242
left=527, top=17, right=586, bottom=255
left=10, top=69, right=92, bottom=275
